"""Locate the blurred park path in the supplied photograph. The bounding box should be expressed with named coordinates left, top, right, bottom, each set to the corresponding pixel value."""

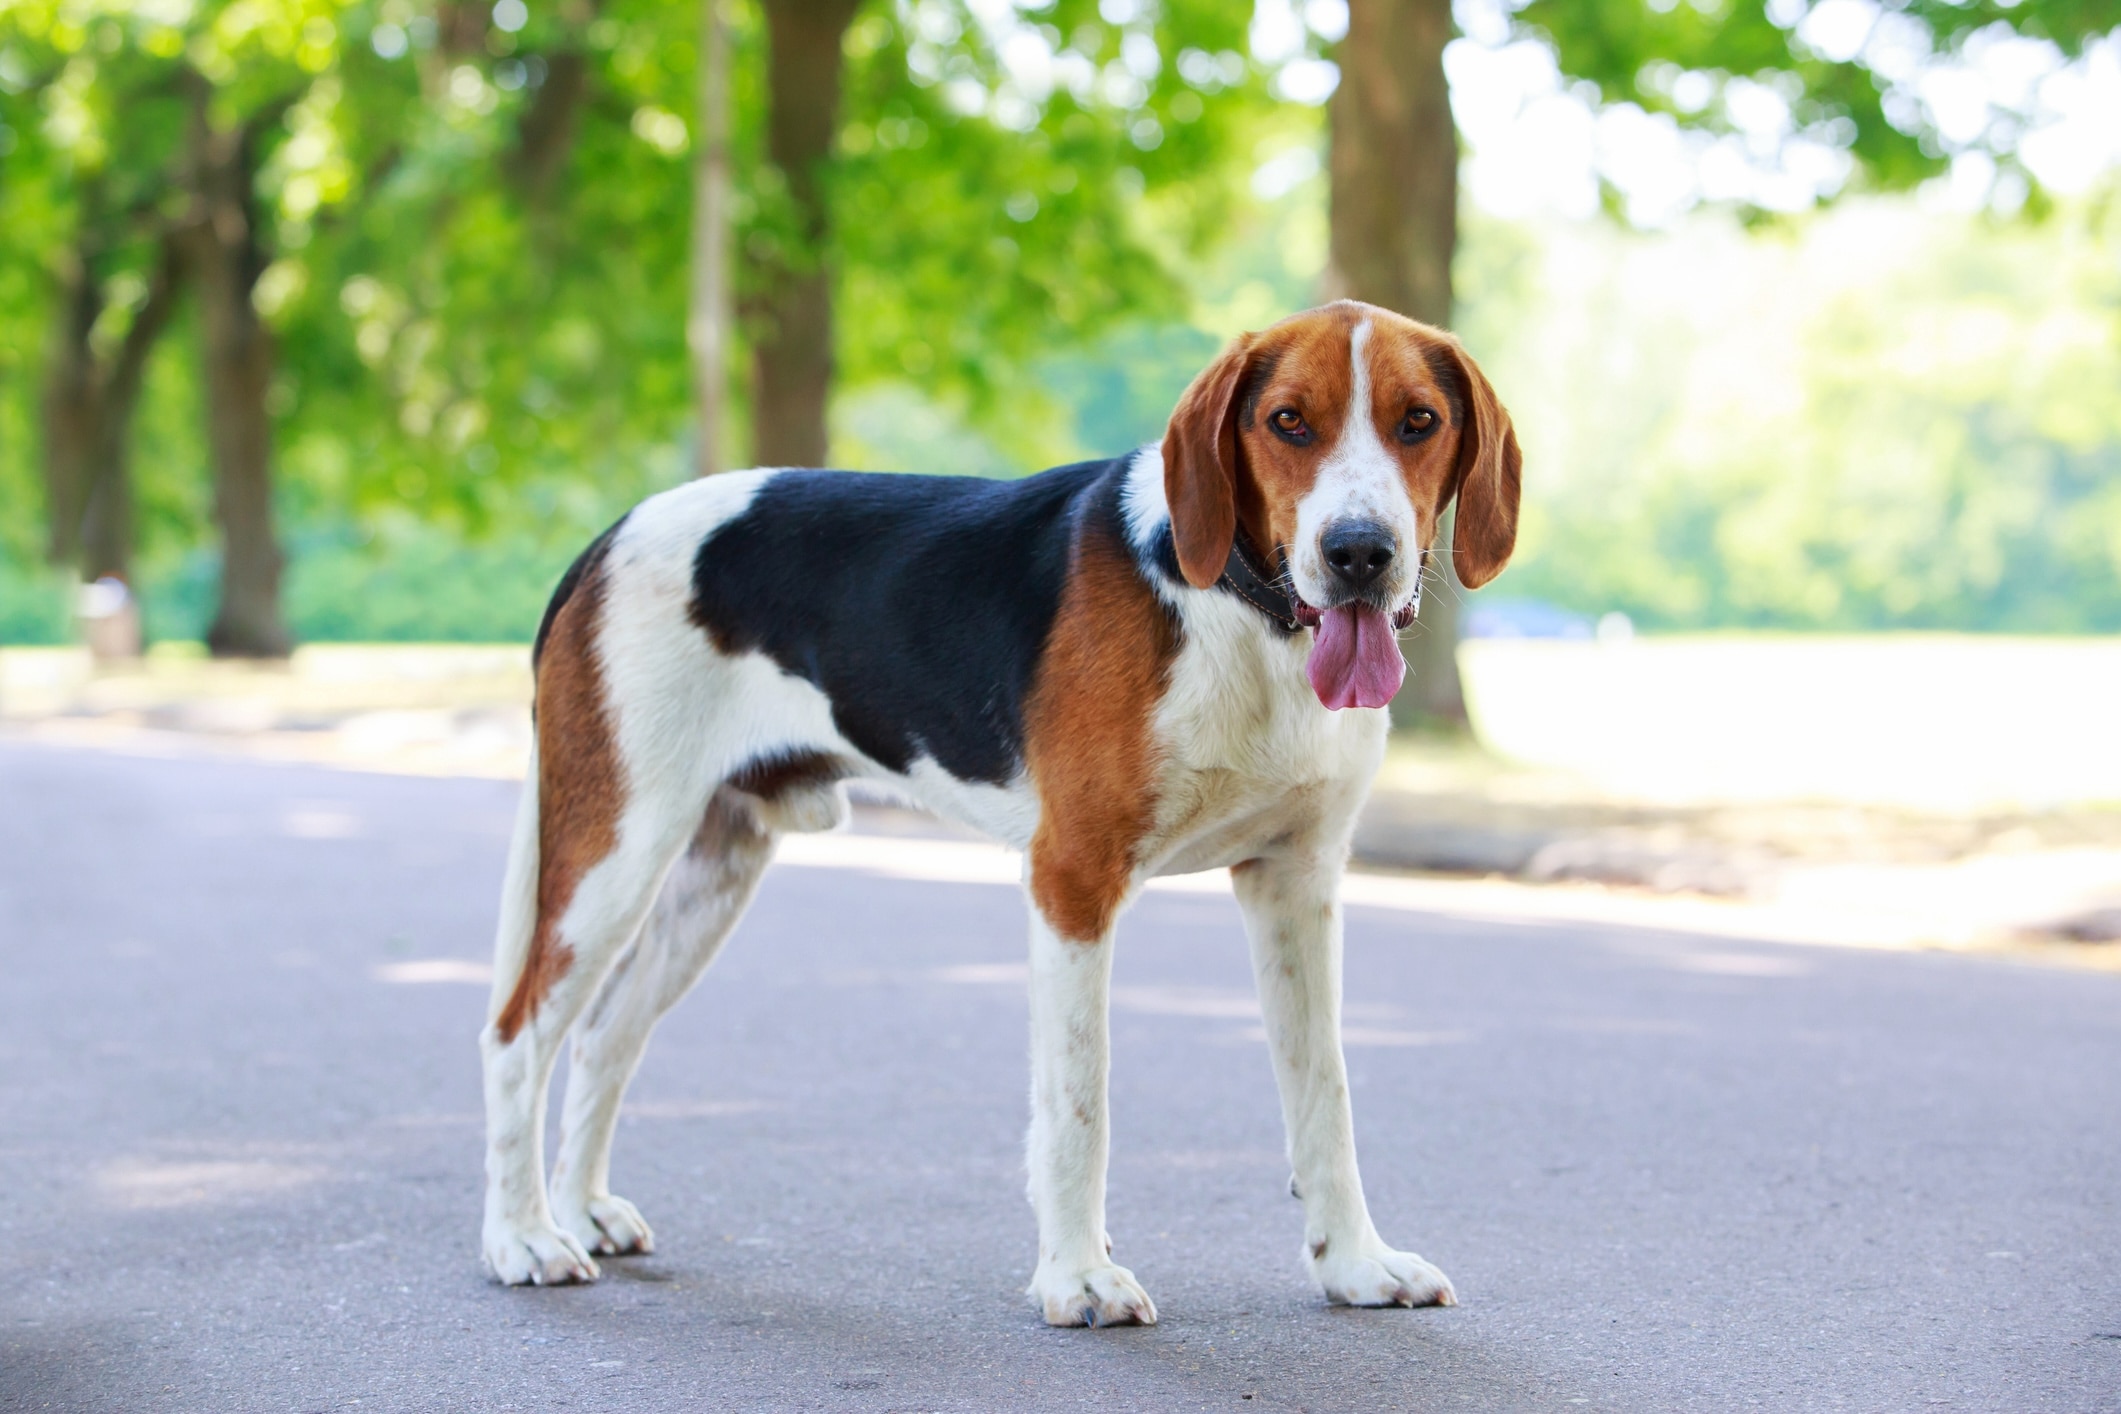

left=3, top=637, right=2117, bottom=968
left=0, top=644, right=534, bottom=779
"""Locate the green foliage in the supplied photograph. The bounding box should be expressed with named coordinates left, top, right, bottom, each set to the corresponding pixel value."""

left=1519, top=0, right=2121, bottom=201
left=0, top=251, right=42, bottom=570
left=1481, top=194, right=2121, bottom=632
left=280, top=522, right=586, bottom=641
left=4, top=0, right=2119, bottom=648
left=0, top=560, right=70, bottom=644
left=0, top=0, right=1275, bottom=642
left=249, top=0, right=1274, bottom=522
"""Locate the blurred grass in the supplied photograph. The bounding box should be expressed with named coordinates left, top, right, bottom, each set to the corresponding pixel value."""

left=0, top=526, right=581, bottom=647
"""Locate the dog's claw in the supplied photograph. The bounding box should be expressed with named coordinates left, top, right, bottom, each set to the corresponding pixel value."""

left=556, top=1193, right=654, bottom=1258
left=1314, top=1243, right=1454, bottom=1310
left=483, top=1219, right=600, bottom=1287
left=1029, top=1261, right=1158, bottom=1328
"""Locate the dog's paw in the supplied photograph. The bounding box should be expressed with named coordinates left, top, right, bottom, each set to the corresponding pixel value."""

left=483, top=1218, right=601, bottom=1286
left=1028, top=1261, right=1159, bottom=1328
left=1313, top=1239, right=1456, bottom=1309
left=555, top=1193, right=655, bottom=1257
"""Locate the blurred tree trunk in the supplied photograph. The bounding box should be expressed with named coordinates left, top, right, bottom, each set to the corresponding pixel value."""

left=40, top=224, right=182, bottom=596
left=177, top=73, right=292, bottom=658
left=688, top=0, right=730, bottom=477
left=40, top=256, right=100, bottom=572
left=432, top=0, right=493, bottom=59
left=1326, top=0, right=1468, bottom=729
left=751, top=0, right=862, bottom=469
left=511, top=0, right=604, bottom=206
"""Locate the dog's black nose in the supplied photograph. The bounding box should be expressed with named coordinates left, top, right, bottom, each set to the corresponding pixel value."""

left=1321, top=520, right=1397, bottom=590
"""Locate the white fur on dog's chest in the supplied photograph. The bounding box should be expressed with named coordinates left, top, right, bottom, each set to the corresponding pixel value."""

left=1140, top=589, right=1388, bottom=880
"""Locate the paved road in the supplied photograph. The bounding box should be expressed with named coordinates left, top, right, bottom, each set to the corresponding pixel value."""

left=1, top=740, right=2117, bottom=1413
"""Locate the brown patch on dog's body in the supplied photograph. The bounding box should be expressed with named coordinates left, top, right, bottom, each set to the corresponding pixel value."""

left=1022, top=515, right=1180, bottom=942
left=495, top=549, right=624, bottom=1045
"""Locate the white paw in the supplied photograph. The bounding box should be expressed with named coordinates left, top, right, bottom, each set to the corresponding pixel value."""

left=555, top=1193, right=655, bottom=1257
left=1312, top=1238, right=1456, bottom=1309
left=1029, top=1260, right=1159, bottom=1328
left=484, top=1218, right=601, bottom=1286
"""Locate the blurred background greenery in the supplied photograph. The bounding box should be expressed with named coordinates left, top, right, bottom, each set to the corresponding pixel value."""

left=2, top=0, right=2118, bottom=715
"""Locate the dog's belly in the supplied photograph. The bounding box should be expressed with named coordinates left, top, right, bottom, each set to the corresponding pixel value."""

left=873, top=760, right=1040, bottom=850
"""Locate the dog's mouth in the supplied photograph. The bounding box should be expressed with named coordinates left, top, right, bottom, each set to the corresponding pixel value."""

left=1291, top=595, right=1416, bottom=711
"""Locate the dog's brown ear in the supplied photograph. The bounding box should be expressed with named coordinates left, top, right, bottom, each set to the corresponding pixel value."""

left=1441, top=339, right=1522, bottom=591
left=1162, top=334, right=1252, bottom=590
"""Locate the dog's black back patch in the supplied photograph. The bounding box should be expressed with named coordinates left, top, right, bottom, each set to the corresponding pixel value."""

left=690, top=459, right=1128, bottom=784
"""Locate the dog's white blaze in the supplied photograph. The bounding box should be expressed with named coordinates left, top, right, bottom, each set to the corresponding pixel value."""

left=1288, top=319, right=1420, bottom=613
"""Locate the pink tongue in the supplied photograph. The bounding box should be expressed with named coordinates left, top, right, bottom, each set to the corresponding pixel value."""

left=1306, top=604, right=1406, bottom=710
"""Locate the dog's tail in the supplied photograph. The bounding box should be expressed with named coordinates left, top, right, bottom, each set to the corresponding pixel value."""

left=485, top=738, right=543, bottom=1034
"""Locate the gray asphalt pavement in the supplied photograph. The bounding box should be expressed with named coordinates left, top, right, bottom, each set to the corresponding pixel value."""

left=2, top=738, right=2117, bottom=1413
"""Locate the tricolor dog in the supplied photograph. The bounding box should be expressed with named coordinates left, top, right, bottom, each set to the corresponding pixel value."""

left=479, top=300, right=1521, bottom=1325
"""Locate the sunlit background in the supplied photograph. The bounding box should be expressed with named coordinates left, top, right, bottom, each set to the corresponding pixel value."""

left=4, top=0, right=2118, bottom=642
left=3, top=0, right=2120, bottom=934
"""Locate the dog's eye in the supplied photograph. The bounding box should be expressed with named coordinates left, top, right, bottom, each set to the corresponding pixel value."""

left=1400, top=408, right=1438, bottom=442
left=1270, top=408, right=1311, bottom=443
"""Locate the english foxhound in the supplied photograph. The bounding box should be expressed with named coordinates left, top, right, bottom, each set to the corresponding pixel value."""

left=479, top=300, right=1521, bottom=1325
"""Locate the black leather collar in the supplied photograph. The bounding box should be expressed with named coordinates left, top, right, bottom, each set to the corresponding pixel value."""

left=1217, top=530, right=1303, bottom=634
left=1215, top=533, right=1426, bottom=634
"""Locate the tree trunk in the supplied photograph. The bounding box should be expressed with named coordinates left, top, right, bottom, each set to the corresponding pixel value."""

left=40, top=252, right=99, bottom=571
left=40, top=233, right=182, bottom=597
left=1326, top=0, right=1468, bottom=729
left=510, top=0, right=604, bottom=205
left=85, top=243, right=181, bottom=591
left=688, top=0, right=731, bottom=478
left=751, top=0, right=861, bottom=469
left=178, top=74, right=292, bottom=658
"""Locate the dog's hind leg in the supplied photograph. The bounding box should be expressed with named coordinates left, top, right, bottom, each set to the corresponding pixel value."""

left=479, top=765, right=715, bottom=1285
left=549, top=788, right=776, bottom=1257
left=478, top=548, right=725, bottom=1287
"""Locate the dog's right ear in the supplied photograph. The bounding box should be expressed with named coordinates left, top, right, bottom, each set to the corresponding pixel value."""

left=1439, top=337, right=1522, bottom=591
left=1162, top=334, right=1253, bottom=590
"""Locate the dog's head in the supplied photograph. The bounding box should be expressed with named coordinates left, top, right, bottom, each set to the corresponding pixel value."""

left=1161, top=300, right=1521, bottom=628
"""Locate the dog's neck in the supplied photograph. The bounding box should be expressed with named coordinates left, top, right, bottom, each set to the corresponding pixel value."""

left=1217, top=529, right=1303, bottom=635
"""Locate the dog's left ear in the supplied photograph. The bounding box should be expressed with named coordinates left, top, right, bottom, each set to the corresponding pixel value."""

left=1162, top=334, right=1253, bottom=590
left=1440, top=338, right=1522, bottom=591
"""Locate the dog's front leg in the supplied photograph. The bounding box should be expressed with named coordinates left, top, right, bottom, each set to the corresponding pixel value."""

left=1023, top=905, right=1158, bottom=1327
left=1232, top=852, right=1456, bottom=1309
